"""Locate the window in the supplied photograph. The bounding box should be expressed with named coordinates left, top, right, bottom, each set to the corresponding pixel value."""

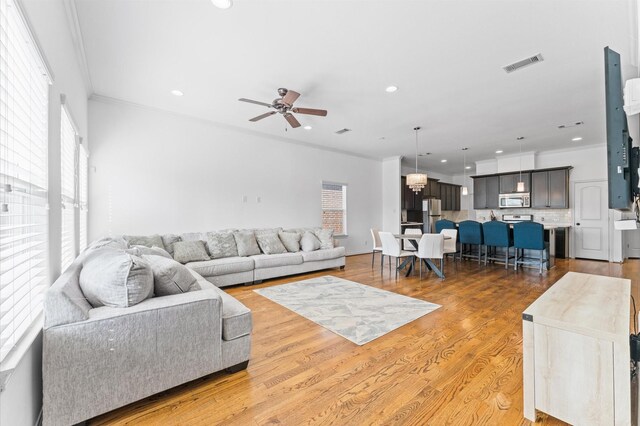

left=0, top=0, right=50, bottom=361
left=60, top=107, right=77, bottom=271
left=321, top=182, right=347, bottom=236
left=78, top=143, right=88, bottom=252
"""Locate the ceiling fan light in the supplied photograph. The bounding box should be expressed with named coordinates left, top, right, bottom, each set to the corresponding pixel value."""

left=462, top=186, right=468, bottom=196
left=211, top=0, right=232, bottom=9
left=517, top=181, right=525, bottom=192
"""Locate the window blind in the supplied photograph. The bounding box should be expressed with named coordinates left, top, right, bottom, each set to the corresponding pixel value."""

left=0, top=0, right=50, bottom=362
left=60, top=107, right=76, bottom=271
left=78, top=143, right=87, bottom=252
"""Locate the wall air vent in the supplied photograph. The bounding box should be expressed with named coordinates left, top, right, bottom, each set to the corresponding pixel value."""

left=503, top=53, right=544, bottom=73
left=335, top=128, right=352, bottom=135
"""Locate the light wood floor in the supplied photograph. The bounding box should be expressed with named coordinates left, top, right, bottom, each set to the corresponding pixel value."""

left=90, top=254, right=640, bottom=425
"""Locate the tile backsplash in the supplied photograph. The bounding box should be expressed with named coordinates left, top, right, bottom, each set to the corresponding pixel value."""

left=474, top=208, right=572, bottom=224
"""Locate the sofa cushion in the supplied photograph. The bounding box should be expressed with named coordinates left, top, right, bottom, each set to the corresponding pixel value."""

left=79, top=249, right=154, bottom=308
left=234, top=231, right=261, bottom=257
left=314, top=228, right=335, bottom=249
left=126, top=245, right=172, bottom=259
left=210, top=286, right=252, bottom=340
left=255, top=232, right=287, bottom=255
left=278, top=231, right=301, bottom=252
left=123, top=234, right=165, bottom=250
left=161, top=234, right=182, bottom=256
left=206, top=231, right=238, bottom=259
left=251, top=252, right=303, bottom=269
left=186, top=256, right=255, bottom=277
left=143, top=255, right=200, bottom=296
left=181, top=232, right=206, bottom=242
left=88, top=237, right=128, bottom=251
left=301, top=246, right=346, bottom=262
left=300, top=231, right=321, bottom=252
left=172, top=240, right=210, bottom=264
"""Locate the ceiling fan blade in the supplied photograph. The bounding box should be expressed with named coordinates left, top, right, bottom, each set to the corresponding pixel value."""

left=239, top=98, right=273, bottom=108
left=249, top=111, right=277, bottom=122
left=292, top=107, right=328, bottom=117
left=282, top=90, right=300, bottom=106
left=284, top=113, right=301, bottom=128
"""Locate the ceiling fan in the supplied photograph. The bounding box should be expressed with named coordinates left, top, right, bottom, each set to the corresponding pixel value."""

left=238, top=88, right=328, bottom=128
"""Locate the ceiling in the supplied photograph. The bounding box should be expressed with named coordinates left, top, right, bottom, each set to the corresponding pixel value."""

left=74, top=0, right=638, bottom=175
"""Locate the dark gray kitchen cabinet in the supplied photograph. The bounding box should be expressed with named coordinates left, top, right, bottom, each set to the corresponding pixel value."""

left=499, top=172, right=531, bottom=193
left=438, top=182, right=461, bottom=211
left=531, top=169, right=569, bottom=208
left=473, top=176, right=498, bottom=209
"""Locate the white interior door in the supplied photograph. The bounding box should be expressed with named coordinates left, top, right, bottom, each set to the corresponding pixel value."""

left=574, top=181, right=609, bottom=260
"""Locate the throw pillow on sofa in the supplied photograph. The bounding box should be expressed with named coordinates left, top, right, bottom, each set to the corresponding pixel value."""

left=278, top=231, right=301, bottom=252
left=123, top=234, right=165, bottom=250
left=234, top=230, right=261, bottom=257
left=126, top=245, right=172, bottom=259
left=172, top=240, right=210, bottom=264
left=300, top=231, right=321, bottom=252
left=79, top=248, right=154, bottom=308
left=161, top=234, right=182, bottom=256
left=256, top=232, right=287, bottom=255
left=143, top=255, right=200, bottom=296
left=314, top=229, right=335, bottom=249
left=206, top=231, right=238, bottom=259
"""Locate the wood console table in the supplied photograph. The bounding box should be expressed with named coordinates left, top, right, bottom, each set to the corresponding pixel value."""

left=522, top=272, right=631, bottom=425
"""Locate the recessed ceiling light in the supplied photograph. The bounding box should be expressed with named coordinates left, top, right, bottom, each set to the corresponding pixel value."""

left=211, top=0, right=232, bottom=9
left=385, top=86, right=398, bottom=93
left=170, top=90, right=184, bottom=97
left=495, top=150, right=503, bottom=154
left=440, top=159, right=447, bottom=163
left=465, top=166, right=472, bottom=169
left=572, top=137, right=583, bottom=141
left=303, top=125, right=312, bottom=130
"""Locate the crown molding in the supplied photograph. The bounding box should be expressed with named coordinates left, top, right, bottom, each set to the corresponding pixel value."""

left=89, top=93, right=381, bottom=162
left=62, top=0, right=93, bottom=95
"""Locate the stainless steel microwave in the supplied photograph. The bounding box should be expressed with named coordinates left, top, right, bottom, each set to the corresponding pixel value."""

left=499, top=192, right=530, bottom=208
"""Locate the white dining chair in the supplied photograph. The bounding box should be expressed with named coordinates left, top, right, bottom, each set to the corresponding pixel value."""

left=370, top=228, right=382, bottom=268
left=441, top=228, right=458, bottom=263
left=415, top=233, right=445, bottom=279
left=379, top=231, right=415, bottom=279
left=403, top=228, right=422, bottom=251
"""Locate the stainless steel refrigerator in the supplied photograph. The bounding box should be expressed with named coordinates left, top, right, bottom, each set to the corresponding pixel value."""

left=422, top=199, right=441, bottom=233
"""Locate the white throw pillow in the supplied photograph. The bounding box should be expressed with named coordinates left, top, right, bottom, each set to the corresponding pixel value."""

left=143, top=255, right=200, bottom=296
left=300, top=231, right=321, bottom=252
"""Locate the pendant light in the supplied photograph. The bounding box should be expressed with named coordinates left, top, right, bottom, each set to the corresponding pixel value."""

left=517, top=137, right=525, bottom=192
left=461, top=147, right=469, bottom=195
left=406, top=126, right=428, bottom=193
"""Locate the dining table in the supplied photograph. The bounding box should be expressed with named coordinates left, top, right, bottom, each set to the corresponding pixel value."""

left=392, top=234, right=450, bottom=279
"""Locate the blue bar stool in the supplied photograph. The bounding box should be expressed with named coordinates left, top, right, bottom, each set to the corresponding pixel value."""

left=458, top=220, right=484, bottom=263
left=482, top=221, right=513, bottom=269
left=435, top=219, right=456, bottom=233
left=513, top=222, right=547, bottom=274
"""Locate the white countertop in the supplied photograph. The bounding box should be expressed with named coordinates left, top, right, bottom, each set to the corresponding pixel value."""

left=400, top=222, right=423, bottom=226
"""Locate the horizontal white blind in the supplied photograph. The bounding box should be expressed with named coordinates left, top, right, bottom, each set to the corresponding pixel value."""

left=60, top=108, right=76, bottom=271
left=78, top=144, right=87, bottom=251
left=0, top=0, right=50, bottom=361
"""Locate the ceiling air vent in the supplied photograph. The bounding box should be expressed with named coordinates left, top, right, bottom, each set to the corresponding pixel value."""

left=335, top=128, right=352, bottom=135
left=503, top=53, right=544, bottom=73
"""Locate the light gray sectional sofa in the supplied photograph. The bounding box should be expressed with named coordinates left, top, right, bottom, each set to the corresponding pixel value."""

left=43, top=226, right=344, bottom=425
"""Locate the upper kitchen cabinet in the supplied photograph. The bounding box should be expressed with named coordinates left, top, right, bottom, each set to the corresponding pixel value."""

left=439, top=182, right=461, bottom=211
left=473, top=176, right=499, bottom=209
left=531, top=168, right=570, bottom=208
left=499, top=172, right=531, bottom=193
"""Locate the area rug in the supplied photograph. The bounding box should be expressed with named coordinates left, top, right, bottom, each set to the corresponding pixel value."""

left=253, top=275, right=441, bottom=345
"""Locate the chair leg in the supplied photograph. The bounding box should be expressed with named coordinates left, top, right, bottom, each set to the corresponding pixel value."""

left=395, top=257, right=398, bottom=279
left=514, top=248, right=518, bottom=271
left=371, top=251, right=375, bottom=268
left=484, top=245, right=488, bottom=266
left=505, top=247, right=509, bottom=269
left=419, top=258, right=422, bottom=279
left=539, top=250, right=543, bottom=275
left=478, top=245, right=481, bottom=264
left=380, top=254, right=384, bottom=273
left=440, top=258, right=444, bottom=271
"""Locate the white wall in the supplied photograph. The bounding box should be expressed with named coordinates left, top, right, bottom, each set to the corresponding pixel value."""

left=382, top=157, right=401, bottom=234
left=0, top=1, right=89, bottom=425
left=88, top=99, right=382, bottom=255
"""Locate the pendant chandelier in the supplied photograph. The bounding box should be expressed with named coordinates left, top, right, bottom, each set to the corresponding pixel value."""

left=461, top=147, right=469, bottom=195
left=517, top=137, right=525, bottom=192
left=406, top=126, right=428, bottom=193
